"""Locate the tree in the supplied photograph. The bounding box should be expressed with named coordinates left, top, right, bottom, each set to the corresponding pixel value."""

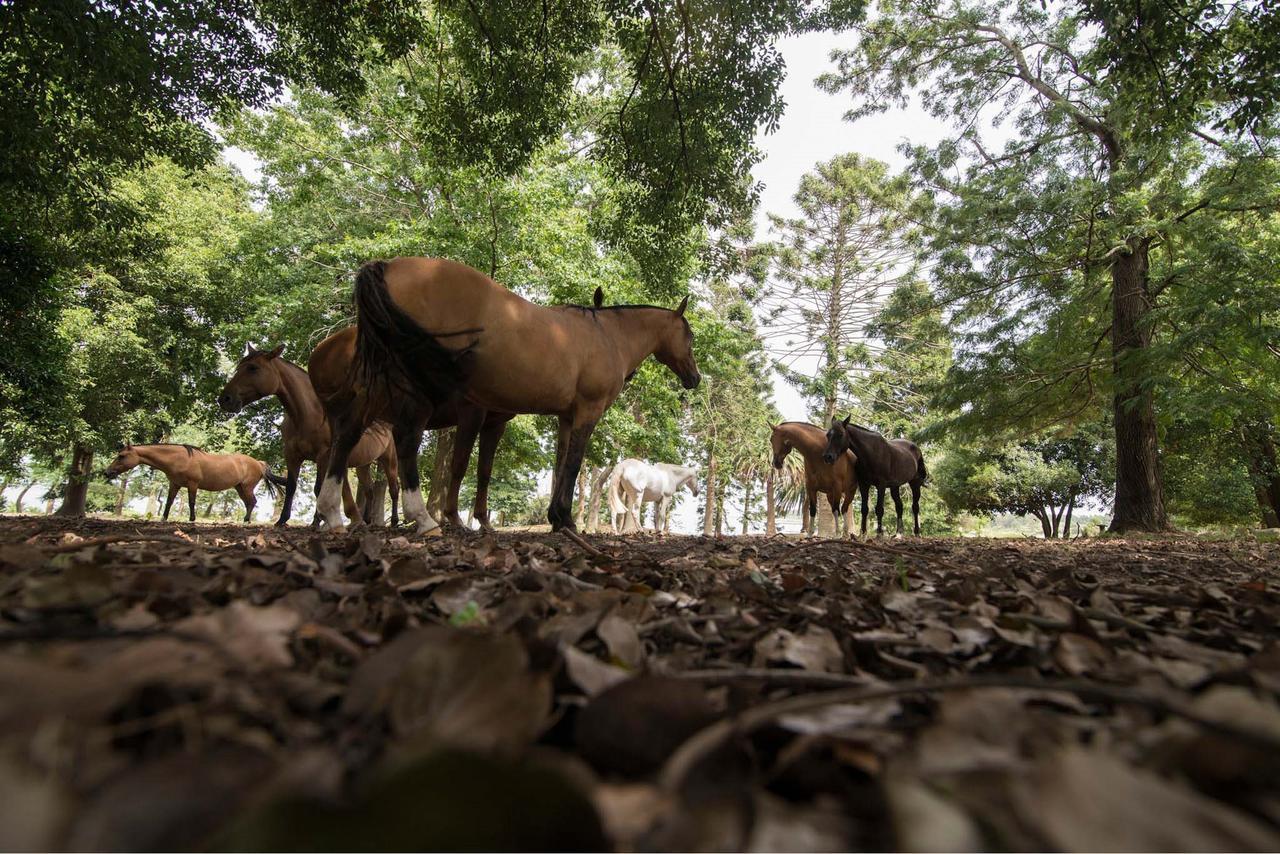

left=763, top=154, right=915, bottom=425
left=821, top=0, right=1280, bottom=531
left=935, top=429, right=1113, bottom=538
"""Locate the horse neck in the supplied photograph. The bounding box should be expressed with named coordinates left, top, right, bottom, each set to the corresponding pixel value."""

left=273, top=361, right=325, bottom=430
left=134, top=445, right=183, bottom=472
left=600, top=309, right=672, bottom=373
left=779, top=424, right=827, bottom=465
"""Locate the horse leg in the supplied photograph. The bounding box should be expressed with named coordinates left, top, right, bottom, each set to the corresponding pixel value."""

left=354, top=464, right=377, bottom=524
left=626, top=489, right=643, bottom=533
left=238, top=482, right=256, bottom=523
left=187, top=485, right=198, bottom=523
left=162, top=481, right=179, bottom=521
left=472, top=415, right=509, bottom=532
left=911, top=480, right=922, bottom=536
left=890, top=485, right=904, bottom=536
left=859, top=483, right=870, bottom=539
left=446, top=405, right=486, bottom=529
left=316, top=413, right=367, bottom=532
left=394, top=416, right=438, bottom=533
left=548, top=416, right=596, bottom=532
left=276, top=456, right=301, bottom=527
left=383, top=451, right=400, bottom=528
left=806, top=485, right=818, bottom=538
left=828, top=492, right=842, bottom=536
left=655, top=496, right=667, bottom=534
left=840, top=493, right=854, bottom=538
left=874, top=487, right=885, bottom=537
left=341, top=473, right=360, bottom=525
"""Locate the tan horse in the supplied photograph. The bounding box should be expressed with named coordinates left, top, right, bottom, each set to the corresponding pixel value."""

left=217, top=345, right=400, bottom=527
left=770, top=422, right=858, bottom=536
left=318, top=257, right=700, bottom=533
left=307, top=326, right=513, bottom=531
left=102, top=443, right=283, bottom=522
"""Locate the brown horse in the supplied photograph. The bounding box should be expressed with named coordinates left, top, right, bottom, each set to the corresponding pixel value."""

left=217, top=345, right=400, bottom=527
left=102, top=443, right=283, bottom=522
left=307, top=326, right=513, bottom=531
left=769, top=422, right=858, bottom=536
left=318, top=257, right=699, bottom=533
left=822, top=415, right=928, bottom=537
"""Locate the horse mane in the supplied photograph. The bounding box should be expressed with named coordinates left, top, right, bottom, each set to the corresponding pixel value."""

left=140, top=443, right=202, bottom=455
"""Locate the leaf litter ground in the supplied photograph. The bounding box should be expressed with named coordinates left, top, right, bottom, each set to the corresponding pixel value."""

left=2, top=515, right=1279, bottom=851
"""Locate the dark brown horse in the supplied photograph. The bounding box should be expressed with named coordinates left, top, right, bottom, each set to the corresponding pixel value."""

left=217, top=345, right=400, bottom=527
left=770, top=422, right=858, bottom=536
left=318, top=257, right=699, bottom=533
left=103, top=444, right=283, bottom=522
left=822, top=415, right=928, bottom=537
left=307, top=326, right=513, bottom=531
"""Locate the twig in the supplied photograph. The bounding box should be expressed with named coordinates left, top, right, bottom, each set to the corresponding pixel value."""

left=41, top=534, right=201, bottom=554
left=658, top=674, right=1280, bottom=794
left=668, top=668, right=879, bottom=689
left=562, top=528, right=607, bottom=557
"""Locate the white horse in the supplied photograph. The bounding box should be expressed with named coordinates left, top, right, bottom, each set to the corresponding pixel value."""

left=608, top=459, right=699, bottom=534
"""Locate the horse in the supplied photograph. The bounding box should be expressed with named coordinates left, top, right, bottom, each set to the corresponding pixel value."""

left=217, top=344, right=401, bottom=527
left=102, top=443, right=284, bottom=522
left=769, top=422, right=859, bottom=536
left=822, top=415, right=927, bottom=537
left=317, top=257, right=699, bottom=534
left=606, top=459, right=699, bottom=534
left=306, top=326, right=514, bottom=531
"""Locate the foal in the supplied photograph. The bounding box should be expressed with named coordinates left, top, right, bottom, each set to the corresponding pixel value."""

left=218, top=345, right=400, bottom=527
left=822, top=415, right=927, bottom=537
left=769, top=422, right=858, bottom=536
left=320, top=257, right=699, bottom=534
left=103, top=444, right=282, bottom=522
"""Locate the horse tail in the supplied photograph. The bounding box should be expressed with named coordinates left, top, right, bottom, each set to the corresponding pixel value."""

left=261, top=465, right=288, bottom=498
left=352, top=259, right=478, bottom=406
left=916, top=450, right=929, bottom=485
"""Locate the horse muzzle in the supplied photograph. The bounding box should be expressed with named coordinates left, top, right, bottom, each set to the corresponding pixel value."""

left=217, top=392, right=243, bottom=414
left=681, top=371, right=701, bottom=390
left=772, top=457, right=784, bottom=470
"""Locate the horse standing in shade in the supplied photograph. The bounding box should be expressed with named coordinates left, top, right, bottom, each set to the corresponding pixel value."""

left=318, top=257, right=699, bottom=534
left=217, top=344, right=401, bottom=527
left=607, top=458, right=699, bottom=534
left=103, top=444, right=284, bottom=522
left=822, top=415, right=928, bottom=537
left=769, top=422, right=859, bottom=536
left=307, top=326, right=513, bottom=531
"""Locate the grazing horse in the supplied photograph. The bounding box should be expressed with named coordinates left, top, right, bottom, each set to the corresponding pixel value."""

left=102, top=443, right=283, bottom=522
left=607, top=459, right=699, bottom=534
left=307, top=326, right=514, bottom=531
left=769, top=422, right=858, bottom=536
left=822, top=415, right=927, bottom=537
left=318, top=257, right=700, bottom=533
left=217, top=344, right=400, bottom=527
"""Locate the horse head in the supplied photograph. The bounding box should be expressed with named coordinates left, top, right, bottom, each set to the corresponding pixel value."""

left=218, top=344, right=285, bottom=413
left=103, top=444, right=141, bottom=480
left=682, top=468, right=700, bottom=497
left=769, top=424, right=791, bottom=469
left=653, top=296, right=701, bottom=390
left=822, top=415, right=853, bottom=465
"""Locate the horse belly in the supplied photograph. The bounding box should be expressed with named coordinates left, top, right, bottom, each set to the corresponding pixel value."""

left=346, top=428, right=389, bottom=467
left=198, top=463, right=243, bottom=492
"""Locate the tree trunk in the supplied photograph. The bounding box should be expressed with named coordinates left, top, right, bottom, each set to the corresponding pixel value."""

left=114, top=474, right=129, bottom=516
left=55, top=445, right=94, bottom=517
left=1032, top=507, right=1052, bottom=538
left=1108, top=240, right=1169, bottom=532
left=145, top=485, right=159, bottom=518
left=765, top=468, right=776, bottom=536
left=14, top=483, right=34, bottom=514
left=702, top=451, right=717, bottom=536
left=714, top=489, right=724, bottom=536
left=1063, top=500, right=1074, bottom=539
left=575, top=466, right=589, bottom=530
left=1242, top=423, right=1280, bottom=527
left=366, top=479, right=388, bottom=526
left=1050, top=502, right=1062, bottom=538
left=742, top=478, right=752, bottom=535
left=588, top=465, right=609, bottom=533
left=426, top=428, right=454, bottom=518
left=204, top=498, right=217, bottom=518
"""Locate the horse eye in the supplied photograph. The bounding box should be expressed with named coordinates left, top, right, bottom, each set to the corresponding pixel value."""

left=247, top=364, right=259, bottom=373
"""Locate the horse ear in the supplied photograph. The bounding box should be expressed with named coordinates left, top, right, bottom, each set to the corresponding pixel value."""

left=675, top=295, right=689, bottom=317
left=842, top=414, right=851, bottom=426
left=593, top=287, right=604, bottom=308
left=266, top=344, right=284, bottom=360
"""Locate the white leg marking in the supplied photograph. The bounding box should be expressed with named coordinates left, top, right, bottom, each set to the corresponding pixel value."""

left=316, top=477, right=346, bottom=531
left=402, top=489, right=440, bottom=534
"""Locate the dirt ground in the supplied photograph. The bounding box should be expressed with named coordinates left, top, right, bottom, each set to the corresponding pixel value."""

left=2, top=514, right=1279, bottom=850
